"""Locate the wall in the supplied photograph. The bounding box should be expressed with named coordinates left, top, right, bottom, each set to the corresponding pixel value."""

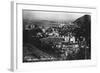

left=0, top=0, right=100, bottom=73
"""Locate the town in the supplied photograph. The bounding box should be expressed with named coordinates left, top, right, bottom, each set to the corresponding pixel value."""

left=23, top=14, right=91, bottom=62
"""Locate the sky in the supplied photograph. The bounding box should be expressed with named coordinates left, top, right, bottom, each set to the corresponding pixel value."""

left=23, top=10, right=89, bottom=22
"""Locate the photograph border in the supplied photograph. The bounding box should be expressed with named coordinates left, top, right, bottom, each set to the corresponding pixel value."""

left=11, top=1, right=97, bottom=71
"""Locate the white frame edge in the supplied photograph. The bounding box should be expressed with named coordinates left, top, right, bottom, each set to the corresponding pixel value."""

left=11, top=1, right=17, bottom=71
left=11, top=1, right=97, bottom=72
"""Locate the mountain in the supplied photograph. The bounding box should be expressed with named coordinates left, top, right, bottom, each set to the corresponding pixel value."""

left=73, top=15, right=91, bottom=29
left=73, top=15, right=91, bottom=45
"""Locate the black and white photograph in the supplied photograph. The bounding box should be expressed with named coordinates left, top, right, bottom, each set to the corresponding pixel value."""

left=23, top=10, right=91, bottom=62
left=10, top=1, right=97, bottom=71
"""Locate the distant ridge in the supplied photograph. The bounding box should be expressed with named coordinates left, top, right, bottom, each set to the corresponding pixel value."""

left=73, top=15, right=91, bottom=27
